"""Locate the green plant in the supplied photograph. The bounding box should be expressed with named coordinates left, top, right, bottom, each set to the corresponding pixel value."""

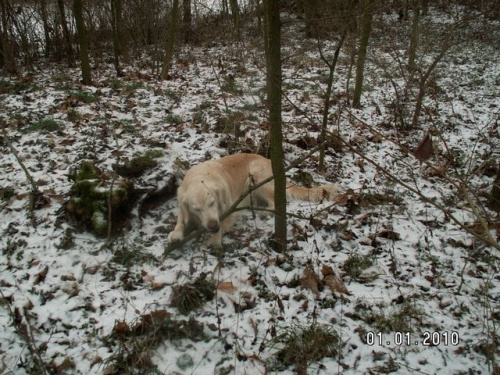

left=71, top=90, right=98, bottom=104
left=364, top=300, right=425, bottom=333
left=105, top=310, right=206, bottom=374
left=20, top=118, right=62, bottom=133
left=170, top=274, right=216, bottom=314
left=343, top=253, right=373, bottom=279
left=67, top=109, right=82, bottom=123
left=269, top=320, right=341, bottom=373
left=165, top=113, right=183, bottom=125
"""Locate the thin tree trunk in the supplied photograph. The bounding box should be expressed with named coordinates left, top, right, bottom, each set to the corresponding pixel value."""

left=229, top=0, right=240, bottom=39
left=40, top=0, right=51, bottom=58
left=114, top=0, right=128, bottom=62
left=318, top=32, right=346, bottom=172
left=73, top=0, right=92, bottom=84
left=303, top=0, right=319, bottom=38
left=111, top=0, right=122, bottom=75
left=266, top=0, right=286, bottom=252
left=263, top=0, right=270, bottom=100
left=183, top=0, right=192, bottom=43
left=411, top=40, right=450, bottom=128
left=408, top=0, right=420, bottom=73
left=0, top=0, right=17, bottom=74
left=161, top=0, right=179, bottom=79
left=57, top=0, right=73, bottom=64
left=352, top=0, right=374, bottom=108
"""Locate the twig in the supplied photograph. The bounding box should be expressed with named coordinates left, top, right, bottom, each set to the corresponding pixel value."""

left=107, top=175, right=117, bottom=239
left=0, top=290, right=49, bottom=375
left=1, top=121, right=40, bottom=227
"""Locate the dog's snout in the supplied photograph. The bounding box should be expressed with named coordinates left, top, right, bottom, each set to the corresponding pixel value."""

left=207, top=220, right=220, bottom=233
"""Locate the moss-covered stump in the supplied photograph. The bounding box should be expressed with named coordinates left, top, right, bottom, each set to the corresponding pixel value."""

left=66, top=161, right=136, bottom=236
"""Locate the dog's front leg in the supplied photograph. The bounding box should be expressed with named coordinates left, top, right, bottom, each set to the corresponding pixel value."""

left=167, top=207, right=187, bottom=243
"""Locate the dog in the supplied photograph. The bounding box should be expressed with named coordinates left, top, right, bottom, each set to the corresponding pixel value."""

left=166, top=153, right=338, bottom=246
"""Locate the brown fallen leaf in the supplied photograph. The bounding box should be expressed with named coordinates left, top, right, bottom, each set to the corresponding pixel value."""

left=322, top=265, right=349, bottom=294
left=414, top=131, right=434, bottom=162
left=218, top=281, right=237, bottom=293
left=301, top=266, right=323, bottom=297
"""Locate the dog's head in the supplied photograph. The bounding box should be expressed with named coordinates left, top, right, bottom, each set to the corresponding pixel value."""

left=181, top=182, right=226, bottom=233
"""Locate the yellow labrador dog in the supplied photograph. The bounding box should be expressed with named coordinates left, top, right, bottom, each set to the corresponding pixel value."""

left=166, top=153, right=338, bottom=246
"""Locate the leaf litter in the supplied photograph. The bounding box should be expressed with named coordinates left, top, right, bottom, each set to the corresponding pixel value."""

left=1, top=6, right=500, bottom=375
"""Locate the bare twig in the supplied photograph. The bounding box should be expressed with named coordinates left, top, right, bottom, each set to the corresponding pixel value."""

left=0, top=290, right=50, bottom=375
left=1, top=121, right=40, bottom=227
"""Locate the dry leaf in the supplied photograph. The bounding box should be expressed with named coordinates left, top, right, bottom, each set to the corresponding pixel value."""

left=322, top=265, right=349, bottom=294
left=334, top=193, right=349, bottom=205
left=414, top=131, right=433, bottom=162
left=301, top=266, right=322, bottom=297
left=113, top=321, right=130, bottom=335
left=218, top=281, right=237, bottom=293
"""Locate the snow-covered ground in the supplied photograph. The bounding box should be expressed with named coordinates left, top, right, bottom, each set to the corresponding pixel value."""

left=1, top=7, right=499, bottom=375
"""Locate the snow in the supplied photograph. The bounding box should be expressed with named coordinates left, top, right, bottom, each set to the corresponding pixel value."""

left=1, top=6, right=500, bottom=375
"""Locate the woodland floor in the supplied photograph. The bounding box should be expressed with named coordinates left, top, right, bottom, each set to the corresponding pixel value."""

left=1, top=6, right=500, bottom=375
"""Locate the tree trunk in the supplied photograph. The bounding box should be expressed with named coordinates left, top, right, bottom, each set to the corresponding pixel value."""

left=318, top=33, right=346, bottom=172
left=303, top=0, right=319, bottom=38
left=411, top=40, right=450, bottom=128
left=73, top=0, right=92, bottom=84
left=182, top=0, right=193, bottom=43
left=0, top=0, right=17, bottom=74
left=57, top=0, right=73, bottom=64
left=161, top=0, right=180, bottom=79
left=111, top=0, right=127, bottom=75
left=229, top=0, right=240, bottom=39
left=39, top=0, right=51, bottom=58
left=266, top=0, right=286, bottom=252
left=115, top=0, right=129, bottom=62
left=408, top=0, right=420, bottom=73
left=352, top=0, right=374, bottom=108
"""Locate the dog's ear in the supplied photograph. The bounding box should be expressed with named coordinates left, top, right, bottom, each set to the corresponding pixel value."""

left=213, top=187, right=229, bottom=212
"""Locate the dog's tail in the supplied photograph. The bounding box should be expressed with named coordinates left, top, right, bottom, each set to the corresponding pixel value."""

left=286, top=183, right=339, bottom=202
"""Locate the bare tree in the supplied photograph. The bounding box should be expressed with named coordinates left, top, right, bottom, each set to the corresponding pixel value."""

left=183, top=0, right=193, bottom=43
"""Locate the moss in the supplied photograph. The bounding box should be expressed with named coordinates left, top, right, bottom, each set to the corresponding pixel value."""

left=67, top=162, right=136, bottom=236
left=91, top=211, right=108, bottom=236
left=76, top=161, right=101, bottom=181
